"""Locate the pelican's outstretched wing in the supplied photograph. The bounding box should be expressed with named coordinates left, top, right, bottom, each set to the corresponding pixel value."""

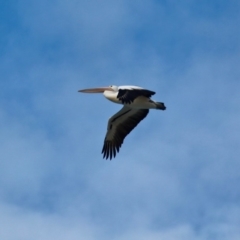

left=102, top=106, right=149, bottom=160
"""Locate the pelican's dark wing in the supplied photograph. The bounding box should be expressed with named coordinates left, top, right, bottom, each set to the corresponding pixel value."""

left=102, top=106, right=149, bottom=160
left=117, top=88, right=155, bottom=104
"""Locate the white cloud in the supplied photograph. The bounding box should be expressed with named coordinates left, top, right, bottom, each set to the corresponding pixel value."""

left=0, top=202, right=101, bottom=240
left=1, top=201, right=239, bottom=240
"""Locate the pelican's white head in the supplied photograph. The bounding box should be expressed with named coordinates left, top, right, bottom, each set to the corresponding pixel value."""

left=108, top=85, right=118, bottom=92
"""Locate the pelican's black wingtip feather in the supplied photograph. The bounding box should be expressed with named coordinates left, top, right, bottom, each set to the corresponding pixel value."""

left=102, top=141, right=119, bottom=160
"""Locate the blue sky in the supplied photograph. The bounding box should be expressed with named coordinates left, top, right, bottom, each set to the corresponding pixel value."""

left=0, top=0, right=240, bottom=239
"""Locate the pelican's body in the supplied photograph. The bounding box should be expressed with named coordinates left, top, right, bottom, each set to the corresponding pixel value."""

left=79, top=85, right=166, bottom=160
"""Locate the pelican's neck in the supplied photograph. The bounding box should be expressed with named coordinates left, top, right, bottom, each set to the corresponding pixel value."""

left=103, top=90, right=121, bottom=104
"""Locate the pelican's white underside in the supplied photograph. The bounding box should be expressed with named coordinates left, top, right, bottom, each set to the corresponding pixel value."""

left=103, top=91, right=158, bottom=109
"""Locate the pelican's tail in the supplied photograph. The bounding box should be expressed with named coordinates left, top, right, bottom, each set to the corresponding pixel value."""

left=155, top=102, right=166, bottom=110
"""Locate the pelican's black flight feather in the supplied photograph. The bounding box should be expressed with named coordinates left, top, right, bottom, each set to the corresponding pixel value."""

left=117, top=89, right=155, bottom=104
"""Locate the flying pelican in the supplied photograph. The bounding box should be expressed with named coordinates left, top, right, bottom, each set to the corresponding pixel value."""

left=78, top=85, right=166, bottom=160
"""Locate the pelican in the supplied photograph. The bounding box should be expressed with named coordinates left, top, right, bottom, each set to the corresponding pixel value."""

left=78, top=85, right=166, bottom=160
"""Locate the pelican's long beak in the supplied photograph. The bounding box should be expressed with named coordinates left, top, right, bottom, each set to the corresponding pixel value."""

left=78, top=87, right=113, bottom=93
